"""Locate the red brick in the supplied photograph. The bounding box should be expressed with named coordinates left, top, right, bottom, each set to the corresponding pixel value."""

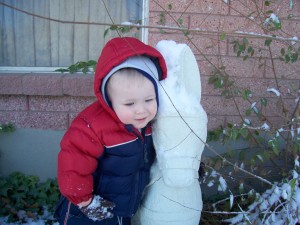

left=0, top=95, right=28, bottom=110
left=149, top=33, right=188, bottom=47
left=221, top=115, right=297, bottom=134
left=149, top=32, right=227, bottom=56
left=265, top=59, right=300, bottom=79
left=206, top=115, right=226, bottom=131
left=202, top=94, right=295, bottom=118
left=202, top=95, right=238, bottom=116
left=198, top=56, right=220, bottom=76
left=68, top=112, right=80, bottom=127
left=63, top=74, right=94, bottom=97
left=229, top=0, right=264, bottom=16
left=0, top=111, right=69, bottom=130
left=235, top=77, right=299, bottom=98
left=188, top=34, right=227, bottom=56
left=221, top=56, right=265, bottom=78
left=226, top=36, right=271, bottom=58
left=149, top=11, right=190, bottom=29
left=150, top=13, right=230, bottom=32
left=29, top=96, right=95, bottom=112
left=224, top=16, right=265, bottom=34
left=150, top=0, right=229, bottom=15
left=220, top=115, right=255, bottom=129
left=264, top=0, right=300, bottom=17
left=202, top=76, right=299, bottom=99
left=0, top=73, right=24, bottom=95
left=22, top=73, right=63, bottom=96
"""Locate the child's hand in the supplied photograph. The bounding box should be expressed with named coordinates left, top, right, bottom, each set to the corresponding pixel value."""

left=79, top=195, right=115, bottom=221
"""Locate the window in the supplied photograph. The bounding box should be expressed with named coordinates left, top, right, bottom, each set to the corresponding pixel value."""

left=0, top=0, right=148, bottom=69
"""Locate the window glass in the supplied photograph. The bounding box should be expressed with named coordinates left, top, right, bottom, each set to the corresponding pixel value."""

left=0, top=0, right=146, bottom=67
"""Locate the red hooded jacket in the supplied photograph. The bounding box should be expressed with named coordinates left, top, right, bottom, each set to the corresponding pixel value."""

left=57, top=37, right=167, bottom=216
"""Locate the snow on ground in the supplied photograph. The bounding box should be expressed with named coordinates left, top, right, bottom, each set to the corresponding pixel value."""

left=0, top=218, right=58, bottom=225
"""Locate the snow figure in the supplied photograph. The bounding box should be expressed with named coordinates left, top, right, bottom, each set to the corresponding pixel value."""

left=133, top=40, right=208, bottom=225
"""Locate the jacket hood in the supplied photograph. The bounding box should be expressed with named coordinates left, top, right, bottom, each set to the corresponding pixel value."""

left=94, top=37, right=167, bottom=119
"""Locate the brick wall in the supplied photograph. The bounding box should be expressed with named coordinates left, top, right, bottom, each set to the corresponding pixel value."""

left=148, top=0, right=300, bottom=130
left=0, top=73, right=96, bottom=130
left=0, top=0, right=299, bottom=132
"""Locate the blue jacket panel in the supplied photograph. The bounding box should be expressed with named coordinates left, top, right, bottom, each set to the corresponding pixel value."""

left=93, top=128, right=155, bottom=217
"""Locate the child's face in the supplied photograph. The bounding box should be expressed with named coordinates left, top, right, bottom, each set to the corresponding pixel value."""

left=108, top=74, right=157, bottom=129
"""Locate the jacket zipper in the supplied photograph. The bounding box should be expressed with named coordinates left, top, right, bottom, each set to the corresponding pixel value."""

left=129, top=128, right=147, bottom=215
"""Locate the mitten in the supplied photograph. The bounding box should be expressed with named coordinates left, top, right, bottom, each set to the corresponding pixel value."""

left=79, top=195, right=115, bottom=221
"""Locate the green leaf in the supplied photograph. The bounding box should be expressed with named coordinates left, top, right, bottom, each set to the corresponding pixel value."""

left=280, top=48, right=286, bottom=56
left=256, top=154, right=264, bottom=162
left=239, top=150, right=245, bottom=161
left=239, top=44, right=246, bottom=52
left=242, top=37, right=249, bottom=44
left=110, top=25, right=118, bottom=30
left=221, top=90, right=231, bottom=98
left=227, top=123, right=234, bottom=128
left=290, top=178, right=297, bottom=190
left=261, top=97, right=268, bottom=106
left=285, top=54, right=291, bottom=63
left=247, top=46, right=253, bottom=53
left=245, top=108, right=252, bottom=116
left=231, top=127, right=240, bottom=140
left=242, top=89, right=252, bottom=100
left=177, top=17, right=183, bottom=25
left=265, top=1, right=270, bottom=6
left=269, top=138, right=280, bottom=156
left=291, top=53, right=298, bottom=63
left=103, top=28, right=110, bottom=38
left=264, top=39, right=272, bottom=46
left=55, top=68, right=69, bottom=73
left=220, top=33, right=226, bottom=41
left=240, top=128, right=249, bottom=138
left=233, top=88, right=239, bottom=95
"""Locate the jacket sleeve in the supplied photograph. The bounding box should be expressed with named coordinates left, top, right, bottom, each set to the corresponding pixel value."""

left=57, top=117, right=103, bottom=205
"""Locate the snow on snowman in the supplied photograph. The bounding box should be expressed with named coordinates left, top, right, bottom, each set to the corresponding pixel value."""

left=133, top=40, right=208, bottom=225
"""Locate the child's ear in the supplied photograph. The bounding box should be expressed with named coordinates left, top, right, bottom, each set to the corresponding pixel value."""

left=177, top=45, right=202, bottom=102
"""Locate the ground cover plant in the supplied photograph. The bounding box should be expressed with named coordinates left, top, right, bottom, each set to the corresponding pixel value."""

left=0, top=172, right=60, bottom=224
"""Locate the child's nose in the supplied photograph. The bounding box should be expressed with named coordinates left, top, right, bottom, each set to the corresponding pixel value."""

left=135, top=104, right=145, bottom=114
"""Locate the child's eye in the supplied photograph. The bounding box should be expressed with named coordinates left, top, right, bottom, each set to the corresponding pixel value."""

left=146, top=98, right=154, bottom=102
left=124, top=102, right=134, bottom=106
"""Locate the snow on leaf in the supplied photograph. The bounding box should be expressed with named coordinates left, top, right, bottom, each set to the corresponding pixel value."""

left=295, top=156, right=300, bottom=167
left=261, top=122, right=270, bottom=130
left=251, top=102, right=257, bottom=109
left=229, top=193, right=234, bottom=209
left=244, top=118, right=251, bottom=125
left=291, top=36, right=298, bottom=45
left=267, top=88, right=281, bottom=96
left=218, top=176, right=227, bottom=192
left=256, top=154, right=264, bottom=162
left=207, top=181, right=214, bottom=187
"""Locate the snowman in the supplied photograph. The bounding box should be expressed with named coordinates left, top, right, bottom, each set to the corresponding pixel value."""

left=133, top=40, right=208, bottom=225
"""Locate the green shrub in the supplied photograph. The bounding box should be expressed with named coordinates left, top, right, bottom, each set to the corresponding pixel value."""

left=0, top=172, right=60, bottom=223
